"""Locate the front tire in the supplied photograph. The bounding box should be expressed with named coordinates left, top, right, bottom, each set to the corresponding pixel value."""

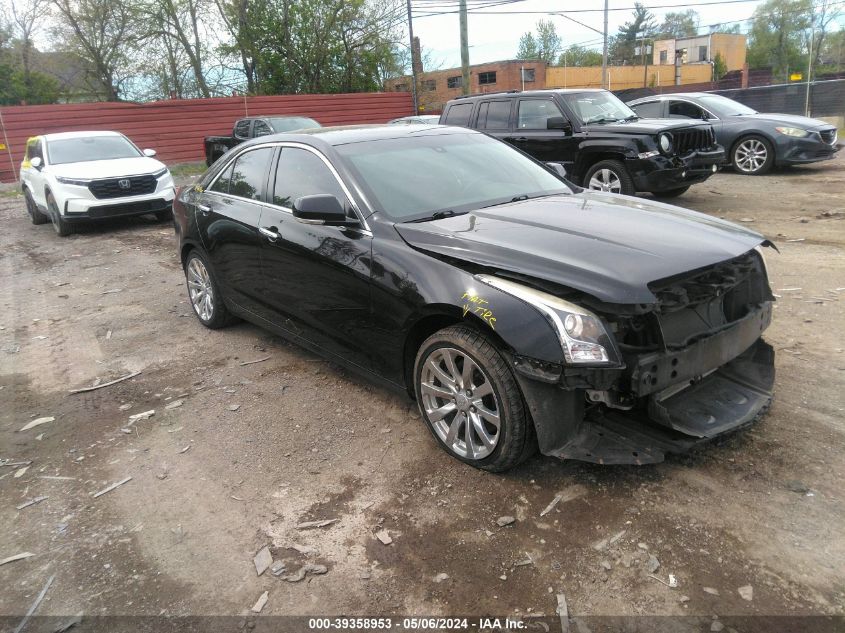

left=24, top=189, right=48, bottom=225
left=732, top=135, right=774, bottom=175
left=47, top=193, right=75, bottom=236
left=651, top=186, right=690, bottom=199
left=184, top=250, right=235, bottom=329
left=414, top=325, right=534, bottom=472
left=583, top=160, right=636, bottom=196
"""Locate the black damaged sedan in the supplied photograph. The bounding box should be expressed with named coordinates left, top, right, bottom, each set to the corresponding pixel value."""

left=173, top=124, right=776, bottom=471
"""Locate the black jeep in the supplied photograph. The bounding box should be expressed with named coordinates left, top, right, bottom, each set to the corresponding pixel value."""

left=440, top=89, right=725, bottom=198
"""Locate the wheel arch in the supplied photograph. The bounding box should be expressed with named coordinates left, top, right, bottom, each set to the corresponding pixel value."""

left=180, top=240, right=204, bottom=269
left=573, top=149, right=629, bottom=184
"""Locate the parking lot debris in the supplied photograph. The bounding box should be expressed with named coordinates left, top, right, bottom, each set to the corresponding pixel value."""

left=253, top=546, right=272, bottom=576
left=14, top=573, right=54, bottom=633
left=295, top=519, right=338, bottom=530
left=540, top=494, right=562, bottom=517
left=600, top=561, right=612, bottom=571
left=646, top=555, right=660, bottom=573
left=739, top=217, right=755, bottom=223
left=669, top=574, right=678, bottom=588
left=703, top=587, right=720, bottom=595
left=637, top=542, right=648, bottom=550
left=240, top=357, right=270, bottom=366
left=270, top=561, right=287, bottom=576
left=165, top=400, right=184, bottom=410
left=52, top=612, right=83, bottom=633
left=251, top=591, right=269, bottom=613
left=16, top=496, right=48, bottom=510
left=609, top=530, right=626, bottom=545
left=120, top=428, right=132, bottom=434
left=514, top=552, right=534, bottom=567
left=0, top=552, right=34, bottom=567
left=14, top=466, right=29, bottom=478
left=556, top=593, right=569, bottom=633
left=228, top=404, right=241, bottom=412
left=281, top=564, right=328, bottom=582
left=93, top=477, right=132, bottom=498
left=19, top=416, right=55, bottom=432
left=738, top=585, right=753, bottom=601
left=179, top=445, right=191, bottom=454
left=69, top=371, right=141, bottom=394
left=711, top=620, right=724, bottom=632
left=434, top=573, right=449, bottom=583
left=119, top=404, right=132, bottom=411
left=679, top=595, right=690, bottom=603
left=289, top=544, right=318, bottom=556
left=375, top=529, right=393, bottom=545
left=786, top=480, right=810, bottom=494
left=496, top=516, right=516, bottom=527
left=101, top=288, right=123, bottom=294
left=128, top=410, right=155, bottom=424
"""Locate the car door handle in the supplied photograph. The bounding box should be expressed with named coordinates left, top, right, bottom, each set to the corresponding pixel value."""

left=259, top=226, right=281, bottom=241
left=197, top=204, right=211, bottom=216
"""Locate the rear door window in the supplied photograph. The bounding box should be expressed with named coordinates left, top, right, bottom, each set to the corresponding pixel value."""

left=631, top=100, right=664, bottom=118
left=481, top=101, right=512, bottom=130
left=443, top=103, right=474, bottom=127
left=234, top=119, right=252, bottom=138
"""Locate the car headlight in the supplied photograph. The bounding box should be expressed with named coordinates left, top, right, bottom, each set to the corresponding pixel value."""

left=658, top=133, right=673, bottom=155
left=476, top=275, right=618, bottom=365
left=152, top=168, right=170, bottom=179
left=775, top=126, right=809, bottom=137
left=55, top=176, right=91, bottom=186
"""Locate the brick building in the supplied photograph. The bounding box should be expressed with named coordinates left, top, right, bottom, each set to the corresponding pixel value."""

left=384, top=60, right=547, bottom=114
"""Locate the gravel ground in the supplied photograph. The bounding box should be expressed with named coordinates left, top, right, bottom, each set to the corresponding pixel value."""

left=1, top=157, right=843, bottom=630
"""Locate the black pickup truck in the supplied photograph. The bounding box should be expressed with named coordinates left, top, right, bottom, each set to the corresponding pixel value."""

left=203, top=115, right=321, bottom=165
left=440, top=89, right=724, bottom=198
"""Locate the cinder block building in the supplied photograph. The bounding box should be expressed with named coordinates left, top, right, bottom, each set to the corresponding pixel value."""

left=652, top=33, right=747, bottom=72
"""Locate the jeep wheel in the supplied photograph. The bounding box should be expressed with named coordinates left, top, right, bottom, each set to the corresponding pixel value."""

left=47, top=193, right=75, bottom=236
left=24, top=189, right=48, bottom=225
left=583, top=160, right=635, bottom=196
left=651, top=186, right=690, bottom=199
left=414, top=325, right=535, bottom=472
left=732, top=135, right=774, bottom=175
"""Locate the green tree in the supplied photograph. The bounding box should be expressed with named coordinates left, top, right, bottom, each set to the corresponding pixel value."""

left=656, top=9, right=699, bottom=39
left=611, top=3, right=656, bottom=64
left=713, top=51, right=728, bottom=80
left=516, top=20, right=561, bottom=63
left=558, top=43, right=603, bottom=67
left=746, top=0, right=811, bottom=81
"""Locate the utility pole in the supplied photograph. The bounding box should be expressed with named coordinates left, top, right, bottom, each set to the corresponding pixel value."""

left=601, top=0, right=609, bottom=89
left=459, top=0, right=470, bottom=94
left=805, top=26, right=814, bottom=116
left=406, top=0, right=419, bottom=113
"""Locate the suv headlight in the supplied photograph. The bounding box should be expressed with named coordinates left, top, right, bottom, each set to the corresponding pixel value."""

left=477, top=275, right=619, bottom=365
left=56, top=176, right=91, bottom=186
left=775, top=126, right=809, bottom=137
left=658, top=132, right=673, bottom=155
left=152, top=168, right=170, bottom=178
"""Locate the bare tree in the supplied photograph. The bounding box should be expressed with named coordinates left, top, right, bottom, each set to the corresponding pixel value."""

left=9, top=0, right=50, bottom=92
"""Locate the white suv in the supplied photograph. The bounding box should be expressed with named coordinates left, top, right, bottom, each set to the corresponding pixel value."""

left=20, top=131, right=176, bottom=236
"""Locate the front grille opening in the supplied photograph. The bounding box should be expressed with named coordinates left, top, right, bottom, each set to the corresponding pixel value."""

left=673, top=127, right=717, bottom=155
left=89, top=175, right=157, bottom=199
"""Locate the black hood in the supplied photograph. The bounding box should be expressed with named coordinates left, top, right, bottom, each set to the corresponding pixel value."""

left=585, top=118, right=711, bottom=135
left=733, top=112, right=834, bottom=130
left=394, top=192, right=766, bottom=305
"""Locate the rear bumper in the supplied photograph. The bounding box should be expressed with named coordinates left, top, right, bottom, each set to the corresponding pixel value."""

left=629, top=147, right=725, bottom=192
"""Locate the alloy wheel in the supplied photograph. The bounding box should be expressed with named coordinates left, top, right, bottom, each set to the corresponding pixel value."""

left=420, top=347, right=501, bottom=460
left=588, top=169, right=622, bottom=193
left=735, top=139, right=768, bottom=173
left=187, top=257, right=214, bottom=321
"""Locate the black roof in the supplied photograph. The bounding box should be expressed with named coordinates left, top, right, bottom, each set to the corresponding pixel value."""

left=451, top=88, right=606, bottom=101
left=237, top=124, right=473, bottom=149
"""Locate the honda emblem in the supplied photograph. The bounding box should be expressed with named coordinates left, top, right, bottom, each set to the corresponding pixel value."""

left=118, top=179, right=131, bottom=189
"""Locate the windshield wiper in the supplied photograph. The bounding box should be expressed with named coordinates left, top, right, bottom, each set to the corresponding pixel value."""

left=405, top=209, right=466, bottom=223
left=481, top=192, right=565, bottom=209
left=622, top=114, right=639, bottom=121
left=584, top=116, right=619, bottom=124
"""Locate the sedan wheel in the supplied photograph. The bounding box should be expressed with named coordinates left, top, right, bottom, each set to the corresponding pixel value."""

left=414, top=325, right=535, bottom=472
left=732, top=136, right=774, bottom=175
left=184, top=251, right=235, bottom=329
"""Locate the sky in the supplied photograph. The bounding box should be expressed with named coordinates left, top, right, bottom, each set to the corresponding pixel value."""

left=407, top=0, right=804, bottom=70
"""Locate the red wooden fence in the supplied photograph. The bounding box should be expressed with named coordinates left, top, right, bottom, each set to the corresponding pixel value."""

left=0, top=92, right=414, bottom=183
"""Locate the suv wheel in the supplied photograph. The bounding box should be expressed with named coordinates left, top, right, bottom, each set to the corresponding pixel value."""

left=184, top=250, right=236, bottom=329
left=47, top=193, right=75, bottom=236
left=414, top=325, right=535, bottom=472
left=732, top=135, right=774, bottom=175
left=583, top=160, right=635, bottom=196
left=24, top=189, right=48, bottom=225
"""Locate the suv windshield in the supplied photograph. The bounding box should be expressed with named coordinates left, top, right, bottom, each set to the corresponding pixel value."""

left=561, top=91, right=637, bottom=124
left=696, top=95, right=757, bottom=117
left=336, top=132, right=571, bottom=221
left=268, top=117, right=320, bottom=132
left=47, top=136, right=141, bottom=165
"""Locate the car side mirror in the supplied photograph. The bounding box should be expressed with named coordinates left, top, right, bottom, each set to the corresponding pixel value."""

left=292, top=194, right=351, bottom=225
left=547, top=117, right=572, bottom=133
left=545, top=162, right=567, bottom=179
left=30, top=156, right=43, bottom=169
left=143, top=148, right=157, bottom=157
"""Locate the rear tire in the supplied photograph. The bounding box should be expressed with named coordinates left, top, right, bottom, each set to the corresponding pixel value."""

left=651, top=186, right=690, bottom=199
left=184, top=250, right=236, bottom=329
left=583, top=160, right=636, bottom=196
left=47, top=193, right=75, bottom=236
left=414, top=324, right=535, bottom=472
left=24, top=189, right=48, bottom=225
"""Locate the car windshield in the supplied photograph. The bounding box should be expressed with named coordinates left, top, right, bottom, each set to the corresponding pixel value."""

left=561, top=91, right=637, bottom=124
left=47, top=135, right=141, bottom=165
left=269, top=117, right=321, bottom=132
left=335, top=132, right=571, bottom=222
left=696, top=95, right=757, bottom=116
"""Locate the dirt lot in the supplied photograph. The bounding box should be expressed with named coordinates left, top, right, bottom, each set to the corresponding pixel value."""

left=1, top=157, right=844, bottom=631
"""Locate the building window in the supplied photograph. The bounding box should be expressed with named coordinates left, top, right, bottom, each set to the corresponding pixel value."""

left=394, top=83, right=408, bottom=92
left=422, top=79, right=436, bottom=91
left=521, top=68, right=535, bottom=82
left=659, top=50, right=668, bottom=64
left=478, top=71, right=496, bottom=85
left=698, top=45, right=708, bottom=62
left=447, top=76, right=463, bottom=89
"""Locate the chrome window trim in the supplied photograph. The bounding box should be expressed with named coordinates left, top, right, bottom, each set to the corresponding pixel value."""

left=204, top=141, right=371, bottom=233
left=664, top=97, right=719, bottom=121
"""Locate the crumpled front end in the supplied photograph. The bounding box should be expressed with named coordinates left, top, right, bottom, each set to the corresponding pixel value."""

left=514, top=248, right=776, bottom=465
